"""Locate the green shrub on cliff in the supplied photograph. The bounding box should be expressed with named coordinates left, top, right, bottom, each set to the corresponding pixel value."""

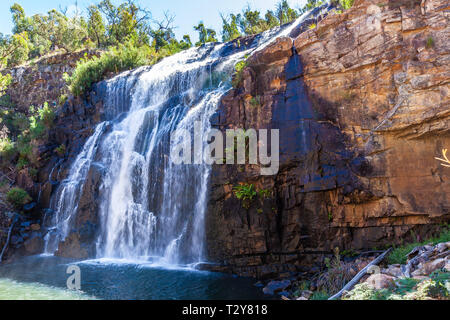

left=0, top=74, right=12, bottom=96
left=37, top=102, right=55, bottom=128
left=339, top=0, right=355, bottom=10
left=55, top=144, right=66, bottom=157
left=65, top=41, right=155, bottom=96
left=0, top=137, right=17, bottom=164
left=233, top=183, right=257, bottom=209
left=6, top=187, right=31, bottom=208
left=232, top=58, right=248, bottom=89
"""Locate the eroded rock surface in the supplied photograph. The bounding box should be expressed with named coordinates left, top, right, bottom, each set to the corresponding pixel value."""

left=206, top=0, right=450, bottom=277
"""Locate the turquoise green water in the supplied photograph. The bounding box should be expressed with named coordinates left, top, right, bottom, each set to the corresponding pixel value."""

left=0, top=255, right=267, bottom=300
left=0, top=278, right=94, bottom=300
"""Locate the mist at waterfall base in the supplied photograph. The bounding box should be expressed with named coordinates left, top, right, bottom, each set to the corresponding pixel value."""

left=0, top=5, right=332, bottom=300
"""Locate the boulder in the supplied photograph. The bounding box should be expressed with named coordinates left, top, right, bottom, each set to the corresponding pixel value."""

left=436, top=242, right=450, bottom=253
left=299, top=290, right=313, bottom=299
left=262, top=280, right=292, bottom=295
left=296, top=297, right=308, bottom=300
left=382, top=266, right=403, bottom=278
left=422, top=258, right=446, bottom=274
left=55, top=233, right=89, bottom=260
left=364, top=274, right=395, bottom=290
left=23, top=234, right=44, bottom=255
left=444, top=262, right=450, bottom=272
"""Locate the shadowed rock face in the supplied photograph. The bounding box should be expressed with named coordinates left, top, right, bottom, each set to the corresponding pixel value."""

left=206, top=0, right=450, bottom=278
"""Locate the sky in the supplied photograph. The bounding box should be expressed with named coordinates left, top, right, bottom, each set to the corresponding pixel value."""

left=0, top=0, right=308, bottom=42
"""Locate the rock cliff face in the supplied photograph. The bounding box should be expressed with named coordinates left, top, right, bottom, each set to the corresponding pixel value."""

left=0, top=50, right=101, bottom=262
left=206, top=0, right=450, bottom=278
left=3, top=50, right=100, bottom=113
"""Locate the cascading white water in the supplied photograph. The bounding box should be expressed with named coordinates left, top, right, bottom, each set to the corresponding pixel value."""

left=44, top=5, right=332, bottom=265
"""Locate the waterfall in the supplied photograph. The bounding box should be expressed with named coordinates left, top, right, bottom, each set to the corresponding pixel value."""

left=44, top=4, right=332, bottom=265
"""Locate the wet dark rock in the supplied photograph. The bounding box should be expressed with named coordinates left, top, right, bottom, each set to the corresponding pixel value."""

left=23, top=233, right=44, bottom=255
left=10, top=235, right=24, bottom=246
left=20, top=222, right=31, bottom=228
left=23, top=202, right=36, bottom=211
left=262, top=280, right=292, bottom=295
left=55, top=232, right=90, bottom=259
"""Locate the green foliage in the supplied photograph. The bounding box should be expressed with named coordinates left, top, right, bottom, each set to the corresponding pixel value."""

left=8, top=33, right=29, bottom=67
left=300, top=0, right=325, bottom=13
left=395, top=278, right=420, bottom=296
left=340, top=249, right=358, bottom=258
left=328, top=210, right=333, bottom=222
left=194, top=22, right=218, bottom=46
left=232, top=59, right=248, bottom=88
left=16, top=133, right=32, bottom=159
left=16, top=156, right=28, bottom=170
left=29, top=116, right=46, bottom=140
left=426, top=36, right=434, bottom=49
left=28, top=167, right=37, bottom=180
left=233, top=183, right=257, bottom=201
left=387, top=225, right=450, bottom=264
left=344, top=272, right=450, bottom=300
left=220, top=1, right=299, bottom=42
left=1, top=1, right=186, bottom=69
left=1, top=101, right=55, bottom=170
left=37, top=102, right=55, bottom=128
left=259, top=189, right=271, bottom=199
left=98, top=0, right=151, bottom=47
left=6, top=187, right=31, bottom=208
left=11, top=113, right=29, bottom=133
left=0, top=137, right=17, bottom=164
left=65, top=42, right=155, bottom=96
left=343, top=283, right=387, bottom=300
left=28, top=102, right=55, bottom=139
left=55, top=144, right=66, bottom=157
left=233, top=183, right=257, bottom=209
left=58, top=94, right=68, bottom=106
left=317, top=247, right=355, bottom=296
left=220, top=14, right=241, bottom=42
left=87, top=5, right=107, bottom=48
left=310, top=291, right=330, bottom=300
left=250, top=95, right=261, bottom=107
left=339, top=0, right=355, bottom=10
left=0, top=32, right=29, bottom=68
left=0, top=74, right=11, bottom=98
left=276, top=0, right=299, bottom=25
left=0, top=93, right=14, bottom=108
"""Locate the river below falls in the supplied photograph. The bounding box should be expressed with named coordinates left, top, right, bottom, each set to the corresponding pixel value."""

left=0, top=255, right=268, bottom=300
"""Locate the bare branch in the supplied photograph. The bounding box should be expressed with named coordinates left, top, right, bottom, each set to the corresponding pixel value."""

left=435, top=149, right=450, bottom=168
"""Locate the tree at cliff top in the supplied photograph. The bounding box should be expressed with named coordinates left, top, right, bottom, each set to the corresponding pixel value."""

left=300, top=0, right=355, bottom=13
left=87, top=5, right=107, bottom=48
left=194, top=22, right=218, bottom=46
left=97, top=0, right=152, bottom=47
left=220, top=0, right=299, bottom=42
left=9, top=3, right=88, bottom=59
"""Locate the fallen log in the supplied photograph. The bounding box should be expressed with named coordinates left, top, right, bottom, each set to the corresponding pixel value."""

left=328, top=248, right=392, bottom=300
